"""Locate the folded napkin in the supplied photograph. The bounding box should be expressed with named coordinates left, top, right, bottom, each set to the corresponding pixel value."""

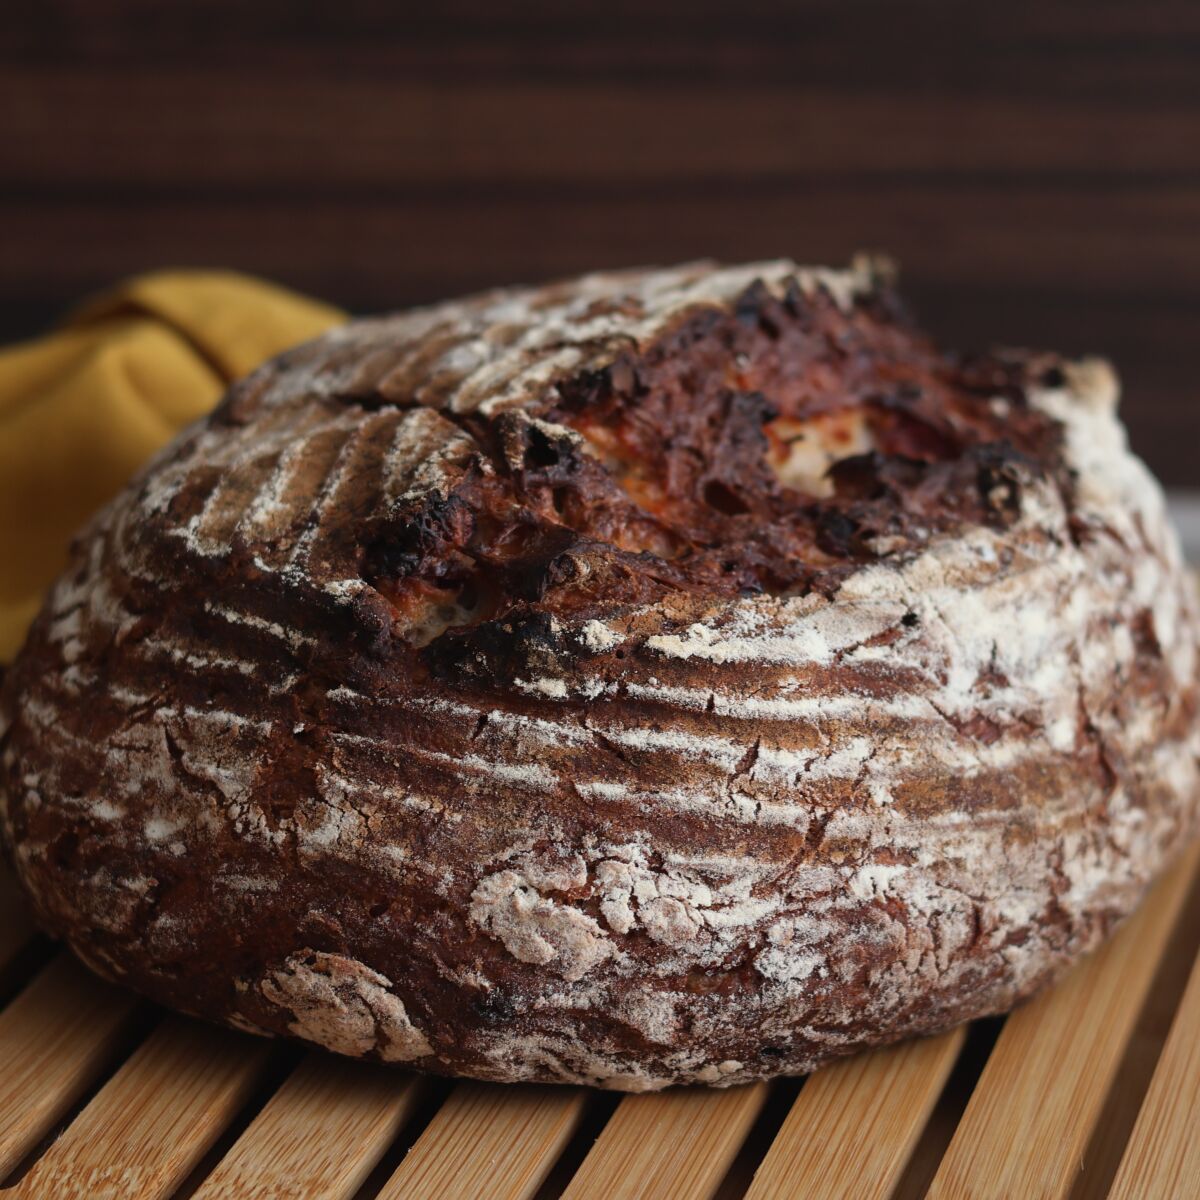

left=0, top=272, right=344, bottom=661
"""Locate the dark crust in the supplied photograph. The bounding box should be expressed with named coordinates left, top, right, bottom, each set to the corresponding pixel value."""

left=0, top=259, right=1196, bottom=1090
left=354, top=281, right=1070, bottom=674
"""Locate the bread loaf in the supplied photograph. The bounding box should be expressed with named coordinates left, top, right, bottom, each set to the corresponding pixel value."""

left=2, top=258, right=1197, bottom=1089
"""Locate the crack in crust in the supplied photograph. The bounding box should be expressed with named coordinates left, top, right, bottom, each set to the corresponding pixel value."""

left=1, top=259, right=1198, bottom=1089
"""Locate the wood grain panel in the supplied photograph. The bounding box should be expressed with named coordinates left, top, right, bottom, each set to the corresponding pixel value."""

left=4, top=187, right=1198, bottom=299
left=0, top=0, right=1197, bottom=484
left=4, top=75, right=1198, bottom=188
left=3, top=2, right=1199, bottom=97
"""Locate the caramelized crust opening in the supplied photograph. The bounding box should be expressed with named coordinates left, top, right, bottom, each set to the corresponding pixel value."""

left=364, top=280, right=1066, bottom=652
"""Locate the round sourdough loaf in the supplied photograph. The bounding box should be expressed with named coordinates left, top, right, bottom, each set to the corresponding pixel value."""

left=2, top=259, right=1198, bottom=1090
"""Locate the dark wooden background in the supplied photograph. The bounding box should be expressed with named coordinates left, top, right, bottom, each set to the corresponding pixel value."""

left=2, top=1, right=1198, bottom=484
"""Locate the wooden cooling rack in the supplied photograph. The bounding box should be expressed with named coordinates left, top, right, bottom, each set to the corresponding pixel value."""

left=0, top=842, right=1198, bottom=1200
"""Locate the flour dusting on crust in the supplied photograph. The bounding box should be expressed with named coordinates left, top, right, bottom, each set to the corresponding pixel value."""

left=260, top=951, right=433, bottom=1062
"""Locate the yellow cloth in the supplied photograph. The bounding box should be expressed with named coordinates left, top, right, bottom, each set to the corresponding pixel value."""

left=0, top=271, right=344, bottom=662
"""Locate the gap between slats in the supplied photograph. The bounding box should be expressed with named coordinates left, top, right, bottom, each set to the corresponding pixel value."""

left=0, top=868, right=54, bottom=1016
left=1107, top=944, right=1200, bottom=1199
left=0, top=873, right=37, bottom=982
left=890, top=1019, right=1006, bottom=1200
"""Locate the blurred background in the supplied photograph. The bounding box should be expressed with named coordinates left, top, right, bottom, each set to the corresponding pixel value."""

left=2, top=0, right=1197, bottom=488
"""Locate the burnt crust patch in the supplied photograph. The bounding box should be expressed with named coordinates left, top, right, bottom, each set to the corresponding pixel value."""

left=355, top=278, right=1069, bottom=663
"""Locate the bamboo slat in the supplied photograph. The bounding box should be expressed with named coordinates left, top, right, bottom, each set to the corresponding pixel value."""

left=561, top=1081, right=768, bottom=1200
left=1068, top=856, right=1200, bottom=1200
left=191, top=1053, right=424, bottom=1200
left=1107, top=948, right=1200, bottom=1200
left=379, top=1082, right=587, bottom=1200
left=744, top=1027, right=966, bottom=1200
left=0, top=954, right=140, bottom=1177
left=926, top=842, right=1200, bottom=1200
left=8, top=1016, right=270, bottom=1200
